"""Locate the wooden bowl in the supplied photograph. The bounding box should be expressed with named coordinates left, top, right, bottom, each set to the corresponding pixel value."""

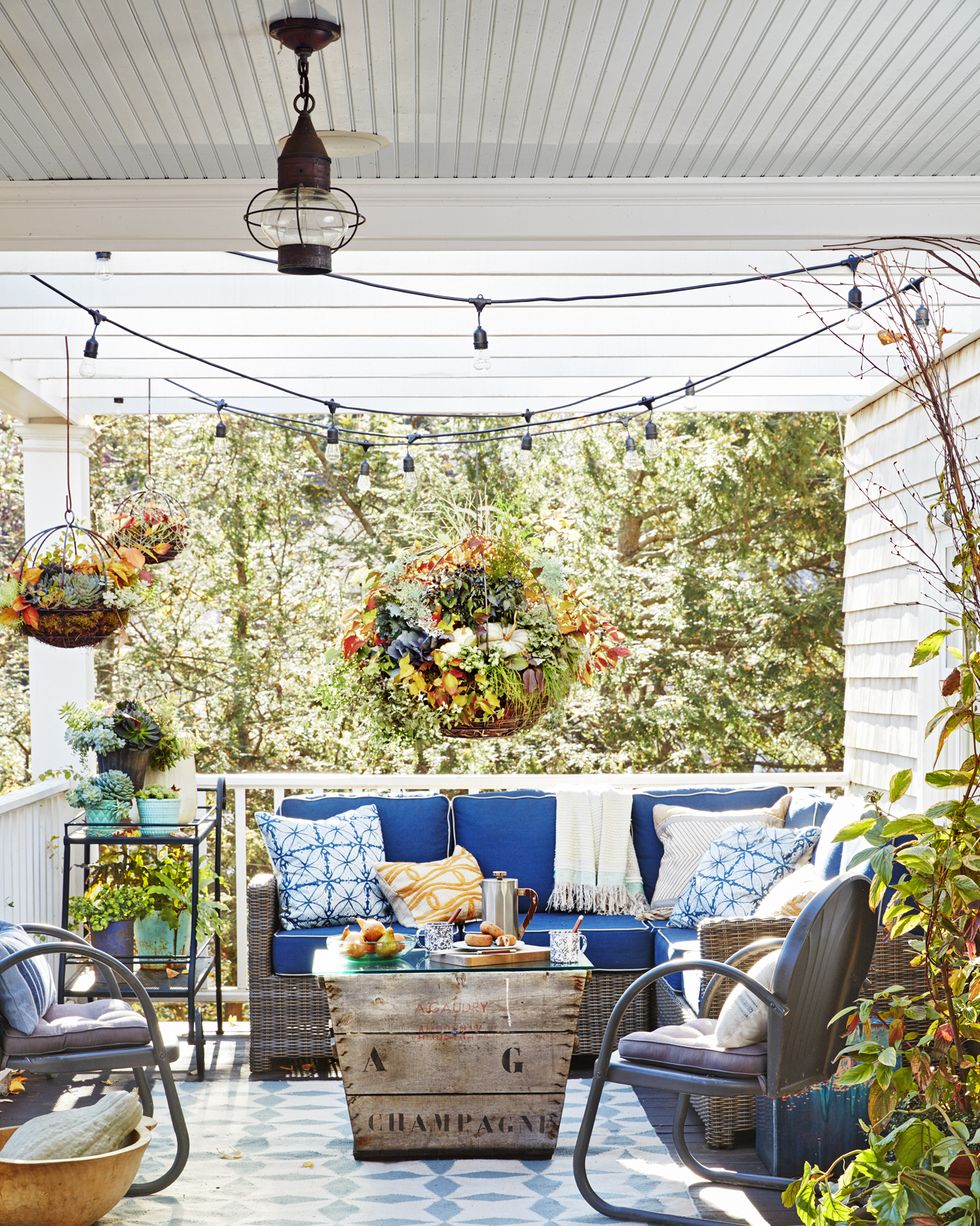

left=0, top=1119, right=154, bottom=1226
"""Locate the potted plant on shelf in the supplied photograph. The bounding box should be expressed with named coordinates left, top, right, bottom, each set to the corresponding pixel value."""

left=134, top=845, right=224, bottom=972
left=337, top=521, right=629, bottom=739
left=66, top=770, right=134, bottom=832
left=142, top=699, right=198, bottom=820
left=134, top=785, right=181, bottom=829
left=61, top=698, right=163, bottom=790
left=67, top=881, right=151, bottom=971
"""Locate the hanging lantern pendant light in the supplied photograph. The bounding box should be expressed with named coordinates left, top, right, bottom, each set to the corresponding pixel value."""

left=244, top=19, right=364, bottom=275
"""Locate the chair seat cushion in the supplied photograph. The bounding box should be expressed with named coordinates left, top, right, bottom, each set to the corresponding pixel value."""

left=4, top=999, right=150, bottom=1057
left=618, top=1017, right=767, bottom=1078
left=521, top=913, right=654, bottom=970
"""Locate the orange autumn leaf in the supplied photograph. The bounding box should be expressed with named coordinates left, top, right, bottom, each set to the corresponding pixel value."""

left=21, top=605, right=39, bottom=630
left=877, top=329, right=905, bottom=346
left=7, top=1073, right=27, bottom=1094
left=937, top=327, right=953, bottom=345
left=0, top=608, right=19, bottom=626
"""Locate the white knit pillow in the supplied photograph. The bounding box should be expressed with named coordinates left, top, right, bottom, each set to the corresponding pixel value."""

left=649, top=795, right=790, bottom=909
left=714, top=950, right=780, bottom=1048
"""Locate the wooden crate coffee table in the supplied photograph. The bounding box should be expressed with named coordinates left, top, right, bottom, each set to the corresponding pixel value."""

left=313, top=944, right=591, bottom=1160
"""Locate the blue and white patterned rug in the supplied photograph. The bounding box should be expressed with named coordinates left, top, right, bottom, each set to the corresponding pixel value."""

left=102, top=1052, right=696, bottom=1224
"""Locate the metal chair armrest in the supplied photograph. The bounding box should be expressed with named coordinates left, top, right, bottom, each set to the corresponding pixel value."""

left=699, top=937, right=786, bottom=1018
left=15, top=924, right=122, bottom=1000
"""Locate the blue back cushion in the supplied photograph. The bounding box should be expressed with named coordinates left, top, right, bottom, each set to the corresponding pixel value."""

left=452, top=792, right=555, bottom=909
left=785, top=789, right=835, bottom=830
left=0, top=922, right=56, bottom=1033
left=813, top=795, right=871, bottom=880
left=631, top=786, right=790, bottom=899
left=278, top=793, right=450, bottom=864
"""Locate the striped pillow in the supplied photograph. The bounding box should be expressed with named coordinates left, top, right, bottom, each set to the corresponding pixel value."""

left=375, top=846, right=484, bottom=925
left=0, top=922, right=57, bottom=1034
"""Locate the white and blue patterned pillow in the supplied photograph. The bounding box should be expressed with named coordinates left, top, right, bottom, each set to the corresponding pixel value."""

left=0, top=922, right=57, bottom=1033
left=667, top=824, right=820, bottom=928
left=256, top=805, right=392, bottom=930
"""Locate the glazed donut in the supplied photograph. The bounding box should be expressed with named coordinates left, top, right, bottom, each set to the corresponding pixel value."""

left=465, top=933, right=494, bottom=947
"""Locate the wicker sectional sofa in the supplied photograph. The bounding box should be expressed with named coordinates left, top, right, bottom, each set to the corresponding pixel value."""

left=244, top=782, right=920, bottom=1121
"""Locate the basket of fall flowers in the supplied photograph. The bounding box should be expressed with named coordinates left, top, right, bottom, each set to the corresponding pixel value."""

left=0, top=520, right=154, bottom=649
left=340, top=531, right=629, bottom=739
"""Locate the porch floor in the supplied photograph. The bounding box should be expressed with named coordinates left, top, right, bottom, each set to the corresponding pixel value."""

left=1, top=1023, right=794, bottom=1225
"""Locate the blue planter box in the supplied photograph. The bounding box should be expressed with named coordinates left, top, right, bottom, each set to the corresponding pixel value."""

left=755, top=1078, right=870, bottom=1178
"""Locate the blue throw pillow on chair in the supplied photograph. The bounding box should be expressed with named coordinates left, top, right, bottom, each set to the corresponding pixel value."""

left=668, top=824, right=821, bottom=928
left=0, top=921, right=56, bottom=1034
left=256, top=804, right=392, bottom=930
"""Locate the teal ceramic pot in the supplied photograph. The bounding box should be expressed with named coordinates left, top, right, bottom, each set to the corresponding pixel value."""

left=84, top=802, right=122, bottom=833
left=134, top=910, right=192, bottom=970
left=135, top=797, right=182, bottom=828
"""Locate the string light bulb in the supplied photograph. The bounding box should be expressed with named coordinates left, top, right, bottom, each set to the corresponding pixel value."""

left=325, top=403, right=341, bottom=459
left=79, top=314, right=102, bottom=378
left=357, top=450, right=371, bottom=493
left=624, top=432, right=643, bottom=472
left=93, top=251, right=112, bottom=281
left=845, top=283, right=865, bottom=333
left=214, top=408, right=228, bottom=446
left=519, top=431, right=533, bottom=466
left=402, top=450, right=417, bottom=489
left=644, top=419, right=661, bottom=458
left=684, top=378, right=696, bottom=405
left=471, top=294, right=490, bottom=370
left=915, top=285, right=931, bottom=329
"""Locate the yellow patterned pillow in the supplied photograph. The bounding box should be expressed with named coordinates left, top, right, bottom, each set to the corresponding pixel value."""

left=374, top=846, right=483, bottom=925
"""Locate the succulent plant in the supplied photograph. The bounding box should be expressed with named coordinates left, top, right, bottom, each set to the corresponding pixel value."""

left=93, top=770, right=135, bottom=805
left=61, top=571, right=105, bottom=609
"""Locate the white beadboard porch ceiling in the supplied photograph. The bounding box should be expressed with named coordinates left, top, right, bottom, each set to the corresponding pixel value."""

left=1, top=0, right=979, bottom=183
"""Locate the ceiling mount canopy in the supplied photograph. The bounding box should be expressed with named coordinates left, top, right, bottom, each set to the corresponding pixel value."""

left=244, top=17, right=364, bottom=275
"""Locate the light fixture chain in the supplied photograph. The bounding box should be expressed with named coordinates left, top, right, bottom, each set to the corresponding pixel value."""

left=293, top=51, right=315, bottom=114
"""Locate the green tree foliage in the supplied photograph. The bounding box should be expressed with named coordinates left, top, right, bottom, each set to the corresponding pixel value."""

left=0, top=407, right=844, bottom=788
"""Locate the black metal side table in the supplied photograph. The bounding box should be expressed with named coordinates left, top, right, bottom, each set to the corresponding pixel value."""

left=59, top=779, right=226, bottom=1079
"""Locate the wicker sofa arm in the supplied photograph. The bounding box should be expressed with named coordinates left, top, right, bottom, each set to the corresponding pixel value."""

left=247, top=873, right=279, bottom=982
left=695, top=916, right=794, bottom=1016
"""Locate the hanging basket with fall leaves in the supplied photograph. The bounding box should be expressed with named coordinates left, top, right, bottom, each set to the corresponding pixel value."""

left=0, top=517, right=154, bottom=649
left=338, top=530, right=629, bottom=740
left=110, top=479, right=189, bottom=565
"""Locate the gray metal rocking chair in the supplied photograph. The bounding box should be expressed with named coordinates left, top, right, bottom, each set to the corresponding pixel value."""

left=573, top=874, right=877, bottom=1225
left=0, top=923, right=189, bottom=1195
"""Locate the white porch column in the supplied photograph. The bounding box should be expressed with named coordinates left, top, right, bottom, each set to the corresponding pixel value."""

left=15, top=422, right=96, bottom=776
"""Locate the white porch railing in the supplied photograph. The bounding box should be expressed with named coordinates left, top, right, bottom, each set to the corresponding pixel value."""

left=0, top=780, right=74, bottom=928
left=0, top=771, right=848, bottom=1007
left=199, top=770, right=848, bottom=1005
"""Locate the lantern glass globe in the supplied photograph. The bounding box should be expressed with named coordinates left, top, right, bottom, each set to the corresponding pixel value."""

left=258, top=186, right=351, bottom=249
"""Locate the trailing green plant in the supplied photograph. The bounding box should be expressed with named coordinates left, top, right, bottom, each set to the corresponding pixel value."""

left=68, top=883, right=152, bottom=931
left=786, top=247, right=980, bottom=1224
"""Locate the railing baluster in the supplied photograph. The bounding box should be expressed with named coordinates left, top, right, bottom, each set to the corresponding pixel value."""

left=234, top=786, right=249, bottom=996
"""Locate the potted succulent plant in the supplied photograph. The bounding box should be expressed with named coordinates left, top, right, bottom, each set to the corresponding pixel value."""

left=141, top=699, right=198, bottom=821
left=134, top=785, right=181, bottom=828
left=66, top=770, right=134, bottom=832
left=61, top=699, right=163, bottom=790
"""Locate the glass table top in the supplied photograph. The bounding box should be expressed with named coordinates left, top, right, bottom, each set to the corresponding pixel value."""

left=312, top=944, right=592, bottom=976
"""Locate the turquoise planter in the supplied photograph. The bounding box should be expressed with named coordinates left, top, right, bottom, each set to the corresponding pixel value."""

left=84, top=802, right=124, bottom=833
left=136, top=797, right=182, bottom=828
left=134, top=910, right=192, bottom=970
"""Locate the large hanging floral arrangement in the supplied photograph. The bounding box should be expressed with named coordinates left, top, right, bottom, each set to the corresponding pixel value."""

left=340, top=532, right=629, bottom=739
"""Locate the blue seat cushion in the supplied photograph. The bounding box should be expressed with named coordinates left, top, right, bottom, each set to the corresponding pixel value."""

left=278, top=793, right=451, bottom=864
left=272, top=920, right=417, bottom=975
left=651, top=921, right=702, bottom=1009
left=452, top=792, right=555, bottom=910
left=631, top=786, right=791, bottom=900
left=522, top=913, right=654, bottom=971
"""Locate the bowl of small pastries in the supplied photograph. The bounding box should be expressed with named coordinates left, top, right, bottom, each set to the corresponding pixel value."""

left=333, top=919, right=416, bottom=961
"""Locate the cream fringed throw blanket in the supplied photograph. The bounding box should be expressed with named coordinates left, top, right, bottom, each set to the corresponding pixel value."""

left=547, top=790, right=646, bottom=914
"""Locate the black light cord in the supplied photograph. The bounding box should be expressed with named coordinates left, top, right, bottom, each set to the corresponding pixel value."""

left=32, top=267, right=920, bottom=447
left=229, top=249, right=875, bottom=306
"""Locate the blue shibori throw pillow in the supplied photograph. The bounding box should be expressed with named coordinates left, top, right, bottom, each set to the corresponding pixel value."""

left=0, top=921, right=56, bottom=1033
left=667, top=824, right=821, bottom=928
left=256, top=804, right=392, bottom=930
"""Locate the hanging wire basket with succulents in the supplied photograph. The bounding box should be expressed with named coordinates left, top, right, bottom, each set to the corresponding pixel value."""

left=111, top=478, right=189, bottom=565
left=0, top=516, right=154, bottom=649
left=338, top=528, right=629, bottom=740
